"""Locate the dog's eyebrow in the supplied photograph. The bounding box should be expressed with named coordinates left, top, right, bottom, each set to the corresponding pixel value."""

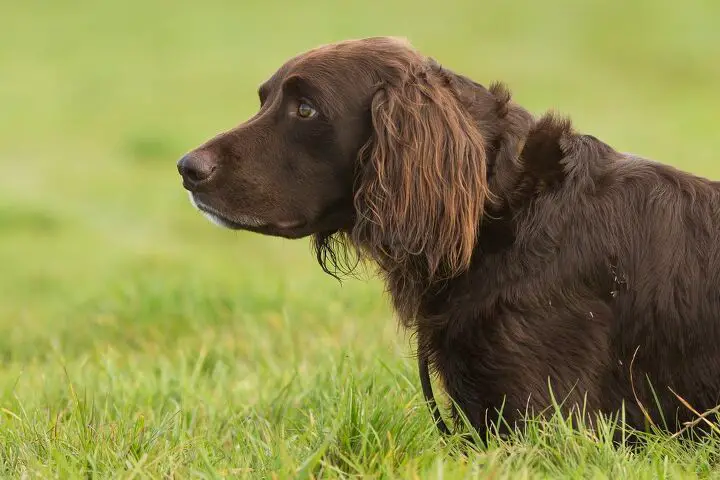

left=282, top=74, right=326, bottom=104
left=258, top=84, right=270, bottom=103
left=282, top=74, right=313, bottom=95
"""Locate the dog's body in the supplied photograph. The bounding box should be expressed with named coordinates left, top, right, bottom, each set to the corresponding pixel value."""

left=178, top=37, right=720, bottom=437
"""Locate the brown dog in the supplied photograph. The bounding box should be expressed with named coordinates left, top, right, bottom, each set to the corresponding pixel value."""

left=178, top=36, right=720, bottom=438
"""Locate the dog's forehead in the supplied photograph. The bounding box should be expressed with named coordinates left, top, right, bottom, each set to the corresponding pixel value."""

left=294, top=37, right=415, bottom=72
left=257, top=50, right=374, bottom=115
left=261, top=37, right=415, bottom=93
left=288, top=46, right=377, bottom=85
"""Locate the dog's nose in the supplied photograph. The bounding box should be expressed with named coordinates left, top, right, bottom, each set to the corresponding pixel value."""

left=177, top=151, right=217, bottom=189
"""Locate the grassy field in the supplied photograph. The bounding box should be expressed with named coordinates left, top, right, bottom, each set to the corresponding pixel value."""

left=1, top=0, right=720, bottom=477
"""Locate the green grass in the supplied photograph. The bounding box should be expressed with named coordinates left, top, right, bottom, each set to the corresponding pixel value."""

left=1, top=0, right=720, bottom=477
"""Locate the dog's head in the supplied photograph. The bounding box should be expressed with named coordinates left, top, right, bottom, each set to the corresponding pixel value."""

left=179, top=37, right=514, bottom=279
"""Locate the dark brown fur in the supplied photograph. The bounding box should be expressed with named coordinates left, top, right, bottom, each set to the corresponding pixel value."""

left=177, top=37, right=720, bottom=438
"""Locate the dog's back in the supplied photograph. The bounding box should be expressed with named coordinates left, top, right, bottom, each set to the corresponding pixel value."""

left=419, top=128, right=720, bottom=434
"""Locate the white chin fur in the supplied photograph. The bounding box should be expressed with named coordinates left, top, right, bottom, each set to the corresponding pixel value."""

left=188, top=192, right=266, bottom=228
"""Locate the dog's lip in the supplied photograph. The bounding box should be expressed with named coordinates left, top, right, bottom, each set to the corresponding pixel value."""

left=194, top=201, right=265, bottom=228
left=275, top=219, right=307, bottom=229
left=193, top=200, right=307, bottom=233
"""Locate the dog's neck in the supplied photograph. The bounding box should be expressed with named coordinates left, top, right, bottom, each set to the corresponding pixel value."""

left=373, top=98, right=543, bottom=328
left=379, top=100, right=580, bottom=334
left=342, top=79, right=573, bottom=331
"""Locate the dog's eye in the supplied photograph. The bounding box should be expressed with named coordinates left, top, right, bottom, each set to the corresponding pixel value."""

left=297, top=102, right=317, bottom=119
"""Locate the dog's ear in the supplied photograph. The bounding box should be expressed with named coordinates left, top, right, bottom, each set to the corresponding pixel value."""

left=353, top=61, right=490, bottom=280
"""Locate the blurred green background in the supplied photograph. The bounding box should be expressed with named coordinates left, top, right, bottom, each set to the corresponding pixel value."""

left=1, top=0, right=719, bottom=476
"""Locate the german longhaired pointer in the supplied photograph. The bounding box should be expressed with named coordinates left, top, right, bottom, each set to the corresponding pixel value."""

left=178, top=37, right=720, bottom=439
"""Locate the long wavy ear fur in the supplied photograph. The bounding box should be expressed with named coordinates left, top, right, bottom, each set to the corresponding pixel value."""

left=353, top=60, right=490, bottom=281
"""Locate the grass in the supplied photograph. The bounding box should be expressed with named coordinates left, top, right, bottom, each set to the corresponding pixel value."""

left=1, top=0, right=720, bottom=477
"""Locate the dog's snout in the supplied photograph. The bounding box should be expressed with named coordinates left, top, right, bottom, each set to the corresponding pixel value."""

left=177, top=151, right=217, bottom=189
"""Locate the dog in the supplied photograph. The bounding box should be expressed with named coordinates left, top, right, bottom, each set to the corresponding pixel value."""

left=177, top=36, right=720, bottom=439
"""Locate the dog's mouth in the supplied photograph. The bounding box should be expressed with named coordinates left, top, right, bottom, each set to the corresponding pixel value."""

left=188, top=194, right=309, bottom=238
